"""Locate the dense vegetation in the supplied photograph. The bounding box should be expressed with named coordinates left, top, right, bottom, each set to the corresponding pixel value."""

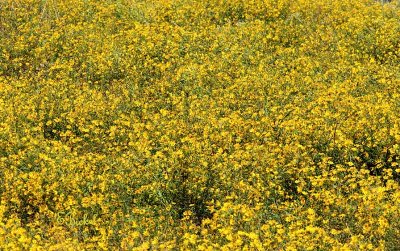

left=1, top=0, right=400, bottom=249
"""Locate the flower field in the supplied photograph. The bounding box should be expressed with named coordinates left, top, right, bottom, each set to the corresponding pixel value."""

left=1, top=0, right=400, bottom=249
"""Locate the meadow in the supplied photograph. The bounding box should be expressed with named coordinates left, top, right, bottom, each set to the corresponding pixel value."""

left=1, top=0, right=400, bottom=249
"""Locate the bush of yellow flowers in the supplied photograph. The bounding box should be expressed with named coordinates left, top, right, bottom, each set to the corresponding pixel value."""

left=1, top=0, right=400, bottom=249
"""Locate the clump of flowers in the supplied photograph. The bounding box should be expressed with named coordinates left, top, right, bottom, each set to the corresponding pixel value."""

left=1, top=0, right=400, bottom=249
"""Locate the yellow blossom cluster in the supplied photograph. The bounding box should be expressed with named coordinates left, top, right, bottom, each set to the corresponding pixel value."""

left=1, top=0, right=400, bottom=249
